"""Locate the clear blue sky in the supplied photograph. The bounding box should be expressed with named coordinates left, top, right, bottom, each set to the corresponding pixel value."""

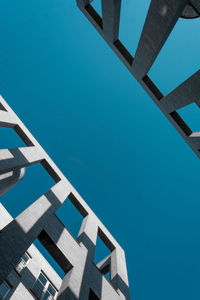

left=0, top=0, right=200, bottom=299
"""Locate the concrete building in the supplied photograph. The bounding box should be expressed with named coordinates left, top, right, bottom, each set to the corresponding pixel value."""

left=0, top=95, right=130, bottom=299
left=0, top=203, right=62, bottom=300
left=76, top=0, right=200, bottom=157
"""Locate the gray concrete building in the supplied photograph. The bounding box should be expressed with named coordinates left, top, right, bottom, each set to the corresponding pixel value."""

left=2, top=1, right=198, bottom=299
left=0, top=203, right=62, bottom=300
left=76, top=0, right=200, bottom=157
left=0, top=95, right=130, bottom=299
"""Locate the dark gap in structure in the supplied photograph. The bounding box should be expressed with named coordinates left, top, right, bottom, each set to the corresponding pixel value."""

left=14, top=125, right=34, bottom=147
left=34, top=237, right=66, bottom=279
left=148, top=17, right=200, bottom=95
left=91, top=0, right=102, bottom=17
left=170, top=111, right=192, bottom=136
left=89, top=288, right=100, bottom=300
left=41, top=160, right=61, bottom=183
left=94, top=229, right=112, bottom=282
left=114, top=40, right=133, bottom=65
left=85, top=4, right=103, bottom=29
left=143, top=76, right=163, bottom=100
left=0, top=102, right=7, bottom=111
left=119, top=0, right=150, bottom=56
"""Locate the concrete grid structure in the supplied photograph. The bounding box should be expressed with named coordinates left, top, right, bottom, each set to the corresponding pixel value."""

left=0, top=94, right=130, bottom=299
left=1, top=1, right=199, bottom=299
left=76, top=0, right=200, bottom=157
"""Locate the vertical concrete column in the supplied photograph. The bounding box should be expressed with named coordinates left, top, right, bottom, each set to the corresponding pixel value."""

left=111, top=248, right=130, bottom=299
left=101, top=0, right=121, bottom=42
left=58, top=215, right=99, bottom=300
left=132, top=0, right=187, bottom=78
left=77, top=214, right=98, bottom=255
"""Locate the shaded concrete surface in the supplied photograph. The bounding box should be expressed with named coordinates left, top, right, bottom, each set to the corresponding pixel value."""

left=76, top=0, right=200, bottom=158
left=0, top=96, right=130, bottom=299
left=0, top=204, right=62, bottom=299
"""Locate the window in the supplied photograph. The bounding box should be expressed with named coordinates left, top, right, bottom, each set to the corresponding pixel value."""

left=15, top=252, right=31, bottom=274
left=32, top=272, right=57, bottom=300
left=0, top=281, right=11, bottom=299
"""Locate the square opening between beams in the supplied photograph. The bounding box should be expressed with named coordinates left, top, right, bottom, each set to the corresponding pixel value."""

left=0, top=162, right=55, bottom=218
left=177, top=102, right=200, bottom=133
left=0, top=127, right=27, bottom=149
left=56, top=193, right=87, bottom=240
left=94, top=228, right=114, bottom=282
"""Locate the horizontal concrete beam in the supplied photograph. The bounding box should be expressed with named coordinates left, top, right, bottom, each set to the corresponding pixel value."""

left=160, top=70, right=200, bottom=113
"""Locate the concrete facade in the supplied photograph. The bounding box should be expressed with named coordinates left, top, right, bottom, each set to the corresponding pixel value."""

left=76, top=0, right=200, bottom=158
left=0, top=95, right=130, bottom=299
left=0, top=203, right=62, bottom=300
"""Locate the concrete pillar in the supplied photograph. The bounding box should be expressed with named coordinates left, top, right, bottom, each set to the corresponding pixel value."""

left=101, top=0, right=121, bottom=42
left=132, top=0, right=188, bottom=78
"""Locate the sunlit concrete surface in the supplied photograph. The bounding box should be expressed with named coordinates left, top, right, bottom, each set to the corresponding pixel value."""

left=0, top=96, right=130, bottom=299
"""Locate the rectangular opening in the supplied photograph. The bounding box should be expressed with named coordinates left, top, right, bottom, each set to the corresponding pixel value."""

left=0, top=127, right=27, bottom=149
left=0, top=162, right=56, bottom=218
left=14, top=125, right=34, bottom=147
left=148, top=18, right=200, bottom=95
left=114, top=40, right=133, bottom=65
left=176, top=103, right=200, bottom=133
left=143, top=75, right=163, bottom=101
left=56, top=193, right=87, bottom=240
left=119, top=0, right=150, bottom=57
left=170, top=111, right=192, bottom=136
left=91, top=0, right=102, bottom=18
left=85, top=5, right=103, bottom=29
left=0, top=102, right=7, bottom=112
left=34, top=237, right=66, bottom=279
left=94, top=228, right=115, bottom=283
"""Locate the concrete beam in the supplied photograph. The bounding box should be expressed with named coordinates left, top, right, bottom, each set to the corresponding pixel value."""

left=102, top=0, right=121, bottom=42
left=132, top=0, right=187, bottom=78
left=160, top=70, right=200, bottom=113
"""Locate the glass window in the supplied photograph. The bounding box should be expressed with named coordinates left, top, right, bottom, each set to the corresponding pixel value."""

left=0, top=281, right=11, bottom=299
left=32, top=272, right=57, bottom=300
left=15, top=252, right=31, bottom=274
left=47, top=285, right=56, bottom=296
left=38, top=273, right=47, bottom=286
